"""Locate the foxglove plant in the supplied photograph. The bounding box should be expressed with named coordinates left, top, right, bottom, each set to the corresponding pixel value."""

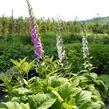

left=82, top=34, right=92, bottom=71
left=56, top=20, right=66, bottom=66
left=82, top=36, right=89, bottom=59
left=26, top=0, right=43, bottom=61
left=79, top=22, right=93, bottom=71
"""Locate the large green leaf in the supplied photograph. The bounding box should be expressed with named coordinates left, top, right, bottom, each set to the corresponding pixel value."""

left=79, top=101, right=105, bottom=109
left=28, top=93, right=56, bottom=109
left=59, top=83, right=72, bottom=99
left=87, top=85, right=101, bottom=101
left=88, top=101, right=105, bottom=109
left=0, top=103, right=8, bottom=109
left=51, top=90, right=64, bottom=103
left=12, top=87, right=31, bottom=95
left=71, top=77, right=80, bottom=87
left=48, top=76, right=68, bottom=88
left=59, top=83, right=80, bottom=100
left=77, top=90, right=92, bottom=106
left=0, top=102, right=30, bottom=109
left=98, top=74, right=109, bottom=88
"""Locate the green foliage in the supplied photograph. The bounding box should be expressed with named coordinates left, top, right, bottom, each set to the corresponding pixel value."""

left=65, top=43, right=83, bottom=73
left=1, top=32, right=109, bottom=74
left=28, top=94, right=56, bottom=109
left=98, top=74, right=109, bottom=88
left=0, top=41, right=35, bottom=72
left=97, top=74, right=109, bottom=100
left=0, top=58, right=36, bottom=97
left=41, top=32, right=57, bottom=57
left=0, top=59, right=107, bottom=109
left=62, top=33, right=82, bottom=44
left=0, top=74, right=106, bottom=109
left=0, top=102, right=30, bottom=109
left=11, top=57, right=35, bottom=79
left=64, top=41, right=109, bottom=74
left=41, top=32, right=109, bottom=74
left=36, top=56, right=61, bottom=78
left=90, top=44, right=109, bottom=74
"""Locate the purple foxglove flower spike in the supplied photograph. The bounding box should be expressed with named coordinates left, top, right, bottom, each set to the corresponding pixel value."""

left=26, top=0, right=43, bottom=61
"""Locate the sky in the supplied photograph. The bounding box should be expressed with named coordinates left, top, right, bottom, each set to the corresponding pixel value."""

left=0, top=0, right=109, bottom=21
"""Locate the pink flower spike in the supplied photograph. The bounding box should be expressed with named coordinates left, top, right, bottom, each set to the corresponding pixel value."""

left=26, top=0, right=43, bottom=61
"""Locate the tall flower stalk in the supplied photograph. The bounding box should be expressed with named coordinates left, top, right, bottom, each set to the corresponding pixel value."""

left=81, top=27, right=92, bottom=71
left=82, top=35, right=92, bottom=71
left=82, top=35, right=89, bottom=59
left=26, top=0, right=43, bottom=61
left=56, top=19, right=66, bottom=66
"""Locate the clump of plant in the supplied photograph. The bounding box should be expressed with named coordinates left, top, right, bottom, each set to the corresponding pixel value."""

left=0, top=57, right=109, bottom=109
left=0, top=63, right=106, bottom=109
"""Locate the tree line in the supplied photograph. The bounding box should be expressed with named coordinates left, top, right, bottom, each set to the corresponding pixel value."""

left=0, top=15, right=109, bottom=36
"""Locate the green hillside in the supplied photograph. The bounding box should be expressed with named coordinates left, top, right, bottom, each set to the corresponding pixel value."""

left=81, top=16, right=109, bottom=24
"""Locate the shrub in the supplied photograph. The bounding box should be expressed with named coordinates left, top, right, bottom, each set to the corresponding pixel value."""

left=0, top=58, right=107, bottom=108
left=90, top=44, right=109, bottom=74
left=65, top=43, right=83, bottom=73
left=0, top=44, right=35, bottom=72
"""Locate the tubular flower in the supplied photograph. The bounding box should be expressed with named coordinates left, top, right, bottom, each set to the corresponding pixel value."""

left=82, top=36, right=92, bottom=69
left=56, top=22, right=66, bottom=65
left=82, top=36, right=89, bottom=59
left=26, top=0, right=43, bottom=61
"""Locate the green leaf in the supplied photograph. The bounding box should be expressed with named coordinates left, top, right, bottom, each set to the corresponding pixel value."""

left=59, top=83, right=74, bottom=99
left=12, top=87, right=31, bottom=95
left=77, top=90, right=92, bottom=106
left=51, top=90, right=64, bottom=103
left=80, top=101, right=105, bottom=109
left=11, top=59, right=21, bottom=68
left=87, top=85, right=101, bottom=101
left=62, top=103, right=78, bottom=109
left=48, top=76, right=68, bottom=88
left=0, top=103, right=8, bottom=109
left=11, top=57, right=27, bottom=68
left=28, top=76, right=40, bottom=83
left=71, top=77, right=80, bottom=87
left=98, top=74, right=109, bottom=88
left=28, top=93, right=56, bottom=109
left=69, top=88, right=82, bottom=98
left=20, top=103, right=30, bottom=109
left=89, top=101, right=105, bottom=109
left=0, top=102, right=30, bottom=109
